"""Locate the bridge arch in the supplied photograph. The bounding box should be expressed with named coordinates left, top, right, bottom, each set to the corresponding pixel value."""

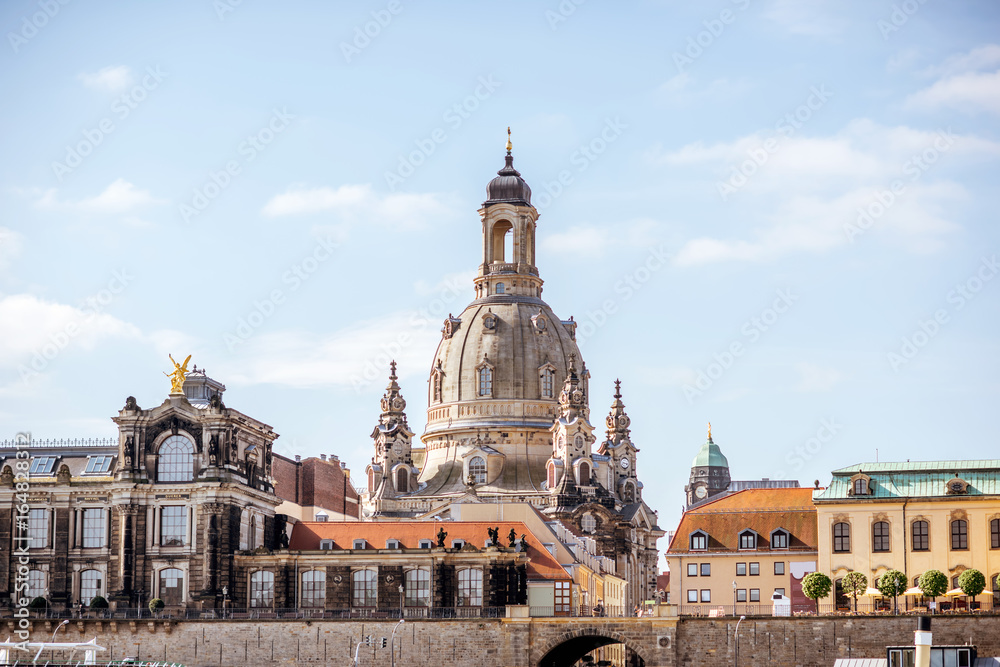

left=534, top=628, right=650, bottom=667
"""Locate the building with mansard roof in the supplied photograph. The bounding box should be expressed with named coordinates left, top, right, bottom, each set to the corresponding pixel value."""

left=362, top=138, right=664, bottom=608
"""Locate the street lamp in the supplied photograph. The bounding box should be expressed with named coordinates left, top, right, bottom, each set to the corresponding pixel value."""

left=734, top=615, right=746, bottom=667
left=390, top=618, right=405, bottom=667
left=732, top=581, right=737, bottom=614
left=52, top=619, right=69, bottom=642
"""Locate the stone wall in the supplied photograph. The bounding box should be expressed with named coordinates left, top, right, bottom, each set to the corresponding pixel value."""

left=8, top=614, right=998, bottom=667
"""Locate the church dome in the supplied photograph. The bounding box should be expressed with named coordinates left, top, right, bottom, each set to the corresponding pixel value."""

left=692, top=438, right=729, bottom=468
left=485, top=152, right=531, bottom=206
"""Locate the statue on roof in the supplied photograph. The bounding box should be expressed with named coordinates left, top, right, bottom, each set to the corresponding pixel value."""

left=164, top=354, right=191, bottom=394
left=436, top=527, right=447, bottom=548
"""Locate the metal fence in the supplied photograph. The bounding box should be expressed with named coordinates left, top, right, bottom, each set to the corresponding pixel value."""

left=676, top=600, right=999, bottom=617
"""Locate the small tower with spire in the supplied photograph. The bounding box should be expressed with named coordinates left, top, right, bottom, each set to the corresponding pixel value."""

left=365, top=362, right=418, bottom=510
left=598, top=380, right=642, bottom=503
left=684, top=422, right=731, bottom=508
left=545, top=354, right=596, bottom=500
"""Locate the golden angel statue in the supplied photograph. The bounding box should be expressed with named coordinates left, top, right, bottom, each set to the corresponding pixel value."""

left=164, top=354, right=192, bottom=394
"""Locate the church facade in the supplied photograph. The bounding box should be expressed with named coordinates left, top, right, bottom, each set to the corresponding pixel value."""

left=363, top=140, right=664, bottom=607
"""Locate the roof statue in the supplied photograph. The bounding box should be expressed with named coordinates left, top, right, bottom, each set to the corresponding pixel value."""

left=164, top=354, right=191, bottom=395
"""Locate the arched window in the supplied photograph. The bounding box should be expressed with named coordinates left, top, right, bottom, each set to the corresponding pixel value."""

left=951, top=520, right=968, bottom=550
left=770, top=529, right=789, bottom=550
left=396, top=467, right=409, bottom=493
left=853, top=478, right=868, bottom=496
left=432, top=372, right=442, bottom=404
left=833, top=522, right=851, bottom=553
left=250, top=570, right=274, bottom=608
left=581, top=513, right=596, bottom=534
left=157, top=435, right=194, bottom=482
left=478, top=367, right=492, bottom=397
left=496, top=282, right=505, bottom=294
left=739, top=530, right=757, bottom=550
left=622, top=482, right=635, bottom=503
left=578, top=461, right=591, bottom=486
left=352, top=569, right=377, bottom=607
left=540, top=368, right=555, bottom=398
left=872, top=521, right=890, bottom=552
left=159, top=568, right=184, bottom=606
left=912, top=520, right=929, bottom=551
left=469, top=456, right=487, bottom=485
left=834, top=578, right=848, bottom=610
left=27, top=570, right=45, bottom=599
left=547, top=462, right=558, bottom=489
left=404, top=569, right=430, bottom=607
left=301, top=570, right=326, bottom=608
left=80, top=570, right=102, bottom=605
left=457, top=568, right=483, bottom=607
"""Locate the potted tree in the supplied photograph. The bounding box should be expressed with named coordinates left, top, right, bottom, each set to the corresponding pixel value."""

left=148, top=597, right=165, bottom=618
left=957, top=569, right=986, bottom=612
left=842, top=572, right=867, bottom=614
left=28, top=596, right=48, bottom=617
left=918, top=570, right=948, bottom=613
left=89, top=596, right=109, bottom=618
left=801, top=572, right=832, bottom=615
left=877, top=570, right=908, bottom=615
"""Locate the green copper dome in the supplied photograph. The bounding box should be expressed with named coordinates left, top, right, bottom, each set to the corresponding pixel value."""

left=692, top=438, right=729, bottom=468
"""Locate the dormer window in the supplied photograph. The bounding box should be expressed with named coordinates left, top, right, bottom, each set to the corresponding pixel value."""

left=319, top=539, right=334, bottom=550
left=853, top=478, right=868, bottom=496
left=29, top=456, right=57, bottom=475
left=946, top=477, right=969, bottom=495
left=386, top=539, right=401, bottom=549
left=353, top=539, right=366, bottom=550
left=690, top=531, right=707, bottom=551
left=739, top=530, right=757, bottom=550
left=770, top=529, right=789, bottom=550
left=452, top=539, right=465, bottom=549
left=418, top=539, right=433, bottom=549
left=84, top=456, right=114, bottom=474
left=314, top=512, right=329, bottom=522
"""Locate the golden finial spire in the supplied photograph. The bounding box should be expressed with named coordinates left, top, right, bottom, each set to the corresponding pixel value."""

left=707, top=422, right=712, bottom=441
left=505, top=126, right=512, bottom=153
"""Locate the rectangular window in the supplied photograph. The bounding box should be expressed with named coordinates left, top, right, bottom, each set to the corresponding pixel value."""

left=160, top=506, right=186, bottom=546
left=301, top=570, right=326, bottom=608
left=912, top=521, right=929, bottom=551
left=700, top=589, right=711, bottom=603
left=687, top=563, right=698, bottom=576
left=690, top=534, right=707, bottom=550
left=749, top=562, right=759, bottom=576
left=458, top=569, right=483, bottom=607
left=774, top=588, right=785, bottom=597
left=736, top=589, right=747, bottom=602
left=951, top=520, right=968, bottom=550
left=352, top=570, right=377, bottom=607
left=404, top=569, right=430, bottom=607
left=85, top=456, right=114, bottom=474
left=873, top=522, right=891, bottom=552
left=29, top=456, right=57, bottom=475
left=687, top=589, right=698, bottom=603
left=750, top=589, right=760, bottom=602
left=82, top=508, right=106, bottom=548
left=555, top=581, right=571, bottom=614
left=774, top=562, right=785, bottom=576
left=27, top=509, right=49, bottom=549
left=833, top=522, right=851, bottom=553
left=418, top=539, right=433, bottom=549
left=700, top=563, right=711, bottom=577
left=736, top=562, right=746, bottom=576
left=386, top=539, right=400, bottom=549
left=771, top=531, right=788, bottom=549
left=991, top=519, right=999, bottom=549
left=353, top=539, right=366, bottom=549
left=739, top=532, right=756, bottom=550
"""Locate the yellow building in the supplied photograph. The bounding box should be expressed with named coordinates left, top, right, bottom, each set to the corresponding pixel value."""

left=666, top=488, right=819, bottom=614
left=813, top=460, right=1000, bottom=611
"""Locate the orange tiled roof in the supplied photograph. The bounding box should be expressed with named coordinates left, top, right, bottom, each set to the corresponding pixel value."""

left=289, top=521, right=570, bottom=582
left=667, top=488, right=817, bottom=554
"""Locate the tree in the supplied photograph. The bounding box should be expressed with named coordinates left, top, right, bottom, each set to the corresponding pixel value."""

left=842, top=572, right=867, bottom=613
left=801, top=572, right=832, bottom=614
left=28, top=596, right=48, bottom=611
left=148, top=598, right=165, bottom=615
left=918, top=569, right=948, bottom=608
left=957, top=569, right=986, bottom=605
left=89, top=595, right=109, bottom=609
left=877, top=570, right=908, bottom=614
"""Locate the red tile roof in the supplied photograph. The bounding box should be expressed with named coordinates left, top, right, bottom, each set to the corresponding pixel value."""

left=289, top=521, right=570, bottom=582
left=667, top=488, right=817, bottom=554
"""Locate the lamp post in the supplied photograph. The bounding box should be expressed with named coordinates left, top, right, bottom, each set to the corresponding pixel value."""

left=51, top=619, right=69, bottom=642
left=390, top=618, right=405, bottom=667
left=734, top=615, right=746, bottom=667
left=222, top=586, right=229, bottom=619
left=732, top=581, right=737, bottom=615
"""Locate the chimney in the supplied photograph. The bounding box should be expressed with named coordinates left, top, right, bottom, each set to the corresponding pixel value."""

left=330, top=454, right=339, bottom=463
left=295, top=455, right=301, bottom=462
left=320, top=454, right=327, bottom=461
left=915, top=616, right=931, bottom=667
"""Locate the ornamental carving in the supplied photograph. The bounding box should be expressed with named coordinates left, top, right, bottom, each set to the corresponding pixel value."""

left=202, top=503, right=227, bottom=515
left=442, top=315, right=461, bottom=339
left=530, top=311, right=548, bottom=334
left=114, top=504, right=141, bottom=515
left=945, top=476, right=969, bottom=495
left=482, top=310, right=498, bottom=332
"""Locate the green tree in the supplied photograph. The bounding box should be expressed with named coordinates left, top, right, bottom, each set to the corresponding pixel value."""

left=957, top=569, right=986, bottom=604
left=877, top=570, right=908, bottom=614
left=88, top=595, right=109, bottom=609
left=842, top=571, right=868, bottom=613
left=918, top=569, right=948, bottom=608
left=28, top=596, right=48, bottom=611
left=148, top=598, right=165, bottom=615
left=801, top=572, right=832, bottom=614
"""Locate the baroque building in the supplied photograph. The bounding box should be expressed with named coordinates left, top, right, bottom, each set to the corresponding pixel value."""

left=363, top=137, right=664, bottom=607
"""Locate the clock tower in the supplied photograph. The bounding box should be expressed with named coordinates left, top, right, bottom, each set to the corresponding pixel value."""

left=684, top=424, right=731, bottom=507
left=598, top=379, right=642, bottom=504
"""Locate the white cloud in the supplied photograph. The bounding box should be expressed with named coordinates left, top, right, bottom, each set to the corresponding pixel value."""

left=764, top=0, right=849, bottom=37
left=77, top=65, right=133, bottom=92
left=906, top=70, right=1000, bottom=115
left=541, top=219, right=663, bottom=259
left=261, top=183, right=456, bottom=229
left=794, top=362, right=843, bottom=392
left=921, top=44, right=1000, bottom=77
left=36, top=179, right=165, bottom=214
left=0, top=227, right=22, bottom=268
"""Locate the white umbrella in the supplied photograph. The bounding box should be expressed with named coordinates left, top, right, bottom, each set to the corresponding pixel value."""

left=863, top=587, right=883, bottom=596
left=903, top=586, right=923, bottom=596
left=944, top=588, right=965, bottom=596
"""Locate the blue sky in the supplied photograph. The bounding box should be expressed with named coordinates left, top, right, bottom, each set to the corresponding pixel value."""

left=1, top=0, right=998, bottom=533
